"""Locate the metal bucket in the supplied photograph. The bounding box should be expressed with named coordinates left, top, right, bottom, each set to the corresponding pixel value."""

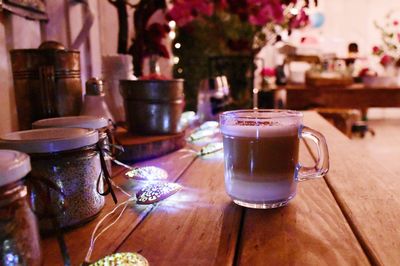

left=120, top=79, right=185, bottom=135
left=10, top=41, right=82, bottom=130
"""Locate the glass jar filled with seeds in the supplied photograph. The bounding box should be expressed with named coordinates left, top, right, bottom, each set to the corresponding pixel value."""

left=0, top=128, right=105, bottom=230
left=32, top=115, right=113, bottom=174
left=0, top=150, right=42, bottom=266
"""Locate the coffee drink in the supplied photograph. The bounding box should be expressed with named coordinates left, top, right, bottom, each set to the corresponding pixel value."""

left=222, top=121, right=299, bottom=206
left=220, top=109, right=329, bottom=209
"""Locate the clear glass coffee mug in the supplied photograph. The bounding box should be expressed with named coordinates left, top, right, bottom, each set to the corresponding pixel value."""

left=220, top=109, right=329, bottom=209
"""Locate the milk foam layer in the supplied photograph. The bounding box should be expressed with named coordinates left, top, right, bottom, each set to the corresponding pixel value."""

left=226, top=178, right=297, bottom=203
left=221, top=123, right=299, bottom=138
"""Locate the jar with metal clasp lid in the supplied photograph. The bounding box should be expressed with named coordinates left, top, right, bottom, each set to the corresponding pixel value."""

left=0, top=150, right=42, bottom=266
left=32, top=115, right=114, bottom=175
left=0, top=128, right=115, bottom=231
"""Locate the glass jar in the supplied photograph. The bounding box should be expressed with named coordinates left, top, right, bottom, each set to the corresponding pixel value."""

left=0, top=150, right=42, bottom=266
left=32, top=115, right=113, bottom=174
left=0, top=128, right=104, bottom=230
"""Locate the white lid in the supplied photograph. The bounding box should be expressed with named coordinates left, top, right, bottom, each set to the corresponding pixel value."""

left=0, top=150, right=31, bottom=186
left=32, top=116, right=109, bottom=130
left=0, top=128, right=99, bottom=153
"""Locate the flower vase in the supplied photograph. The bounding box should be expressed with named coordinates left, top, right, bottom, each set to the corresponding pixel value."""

left=208, top=55, right=255, bottom=108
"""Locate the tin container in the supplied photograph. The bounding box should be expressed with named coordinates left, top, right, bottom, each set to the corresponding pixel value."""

left=0, top=128, right=104, bottom=230
left=120, top=79, right=185, bottom=135
left=0, top=150, right=42, bottom=265
left=10, top=41, right=82, bottom=130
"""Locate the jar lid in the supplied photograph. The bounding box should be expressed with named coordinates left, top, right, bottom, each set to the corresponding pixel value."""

left=0, top=150, right=31, bottom=186
left=32, top=116, right=109, bottom=130
left=0, top=128, right=99, bottom=154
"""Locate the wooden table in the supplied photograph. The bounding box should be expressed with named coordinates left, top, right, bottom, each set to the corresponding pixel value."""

left=281, top=84, right=400, bottom=110
left=42, top=112, right=400, bottom=265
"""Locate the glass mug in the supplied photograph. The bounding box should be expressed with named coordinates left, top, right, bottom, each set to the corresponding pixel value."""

left=220, top=109, right=329, bottom=209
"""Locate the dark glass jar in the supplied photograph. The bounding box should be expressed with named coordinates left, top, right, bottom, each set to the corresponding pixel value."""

left=0, top=150, right=42, bottom=266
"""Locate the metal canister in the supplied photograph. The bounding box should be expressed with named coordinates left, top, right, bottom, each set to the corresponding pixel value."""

left=120, top=79, right=185, bottom=135
left=10, top=41, right=82, bottom=130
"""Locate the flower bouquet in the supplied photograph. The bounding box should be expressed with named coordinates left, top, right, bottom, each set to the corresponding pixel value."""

left=372, top=11, right=400, bottom=73
left=368, top=10, right=400, bottom=86
left=167, top=0, right=315, bottom=109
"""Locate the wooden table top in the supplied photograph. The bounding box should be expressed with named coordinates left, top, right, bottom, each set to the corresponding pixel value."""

left=42, top=112, right=400, bottom=266
left=276, top=84, right=400, bottom=109
left=284, top=83, right=400, bottom=90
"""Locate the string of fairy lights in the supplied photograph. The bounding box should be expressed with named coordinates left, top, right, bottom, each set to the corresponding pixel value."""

left=85, top=121, right=223, bottom=265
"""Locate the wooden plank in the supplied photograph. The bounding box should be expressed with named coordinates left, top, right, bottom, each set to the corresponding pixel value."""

left=236, top=142, right=369, bottom=265
left=117, top=149, right=243, bottom=266
left=115, top=129, right=186, bottom=162
left=97, top=0, right=119, bottom=55
left=6, top=13, right=42, bottom=49
left=303, top=111, right=400, bottom=265
left=284, top=86, right=400, bottom=110
left=67, top=2, right=89, bottom=85
left=87, top=0, right=102, bottom=77
left=0, top=13, right=18, bottom=134
left=41, top=148, right=198, bottom=265
left=43, top=0, right=70, bottom=46
left=352, top=119, right=400, bottom=177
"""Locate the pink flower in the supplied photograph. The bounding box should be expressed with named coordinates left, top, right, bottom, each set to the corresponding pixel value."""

left=215, top=0, right=228, bottom=9
left=380, top=54, right=395, bottom=66
left=290, top=9, right=309, bottom=29
left=167, top=3, right=195, bottom=26
left=167, top=0, right=214, bottom=27
left=248, top=0, right=284, bottom=26
left=358, top=67, right=377, bottom=77
left=372, top=46, right=381, bottom=55
left=394, top=20, right=399, bottom=26
left=261, top=67, right=276, bottom=77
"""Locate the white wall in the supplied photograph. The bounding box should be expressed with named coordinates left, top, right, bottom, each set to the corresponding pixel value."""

left=299, top=0, right=400, bottom=69
left=1, top=0, right=400, bottom=134
left=0, top=0, right=103, bottom=134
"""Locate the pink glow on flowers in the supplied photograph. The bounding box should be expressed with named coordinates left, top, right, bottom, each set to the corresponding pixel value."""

left=248, top=0, right=284, bottom=26
left=372, top=45, right=381, bottom=55
left=290, top=9, right=309, bottom=29
left=380, top=54, right=395, bottom=66
left=167, top=0, right=214, bottom=27
left=260, top=67, right=276, bottom=77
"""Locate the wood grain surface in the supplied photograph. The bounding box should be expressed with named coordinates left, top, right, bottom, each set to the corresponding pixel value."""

left=303, top=112, right=400, bottom=265
left=41, top=149, right=197, bottom=265
left=283, top=85, right=400, bottom=110
left=116, top=150, right=243, bottom=266
left=236, top=142, right=369, bottom=266
left=40, top=112, right=399, bottom=266
left=115, top=129, right=186, bottom=162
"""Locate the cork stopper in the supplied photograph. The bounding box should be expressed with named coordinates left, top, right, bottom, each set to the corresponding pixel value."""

left=86, top=77, right=105, bottom=96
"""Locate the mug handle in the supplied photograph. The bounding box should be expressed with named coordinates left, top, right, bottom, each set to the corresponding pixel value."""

left=297, top=126, right=329, bottom=181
